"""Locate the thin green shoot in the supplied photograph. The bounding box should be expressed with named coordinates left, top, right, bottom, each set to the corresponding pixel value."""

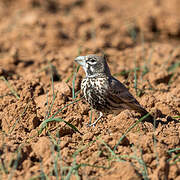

left=172, top=116, right=180, bottom=120
left=97, top=137, right=122, bottom=162
left=72, top=139, right=96, bottom=159
left=164, top=46, right=180, bottom=69
left=97, top=137, right=149, bottom=179
left=47, top=96, right=83, bottom=121
left=65, top=73, right=73, bottom=83
left=65, top=163, right=107, bottom=180
left=72, top=64, right=80, bottom=99
left=167, top=148, right=180, bottom=165
left=40, top=159, right=49, bottom=180
left=63, top=139, right=109, bottom=180
left=134, top=67, right=137, bottom=94
left=39, top=66, right=83, bottom=135
left=170, top=158, right=180, bottom=165
left=153, top=117, right=159, bottom=167
left=113, top=113, right=151, bottom=152
left=43, top=66, right=57, bottom=132
left=0, top=76, right=20, bottom=99
left=0, top=158, right=8, bottom=175
left=128, top=22, right=137, bottom=43
left=48, top=134, right=60, bottom=180
left=9, top=103, right=29, bottom=135
left=8, top=146, right=22, bottom=180
left=46, top=69, right=57, bottom=119
left=39, top=117, right=82, bottom=135
left=167, top=61, right=180, bottom=72
left=139, top=148, right=149, bottom=180
left=0, top=134, right=8, bottom=175
left=74, top=170, right=80, bottom=180
left=49, top=132, right=65, bottom=179
left=72, top=63, right=76, bottom=99
left=38, top=96, right=83, bottom=135
left=133, top=57, right=139, bottom=96
left=44, top=93, right=50, bottom=121
left=167, top=148, right=180, bottom=153
left=167, top=73, right=174, bottom=85
left=167, top=154, right=180, bottom=164
left=75, top=90, right=81, bottom=97
left=142, top=48, right=154, bottom=77
left=147, top=80, right=155, bottom=91
left=55, top=131, right=64, bottom=179
left=131, top=146, right=149, bottom=180
left=29, top=160, right=49, bottom=180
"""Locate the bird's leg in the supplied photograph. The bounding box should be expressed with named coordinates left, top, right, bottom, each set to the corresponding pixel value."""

left=88, top=111, right=103, bottom=127
left=88, top=108, right=93, bottom=126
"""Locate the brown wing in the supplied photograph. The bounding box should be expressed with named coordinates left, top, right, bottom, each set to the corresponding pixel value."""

left=108, top=77, right=149, bottom=116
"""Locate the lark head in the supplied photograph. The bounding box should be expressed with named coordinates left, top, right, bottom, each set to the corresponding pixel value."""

left=74, top=54, right=111, bottom=77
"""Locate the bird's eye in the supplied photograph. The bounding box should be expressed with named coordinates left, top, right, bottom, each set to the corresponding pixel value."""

left=88, top=58, right=97, bottom=64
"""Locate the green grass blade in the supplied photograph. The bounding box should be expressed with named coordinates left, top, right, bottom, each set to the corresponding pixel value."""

left=167, top=61, right=180, bottom=72
left=38, top=97, right=83, bottom=135
left=142, top=48, right=154, bottom=77
left=113, top=113, right=151, bottom=152
left=72, top=64, right=80, bottom=99
left=0, top=158, right=8, bottom=174
left=139, top=148, right=148, bottom=180
left=172, top=116, right=180, bottom=120
left=39, top=117, right=82, bottom=135
left=98, top=137, right=121, bottom=161
left=133, top=59, right=138, bottom=95
left=65, top=73, right=73, bottom=83
left=0, top=76, right=20, bottom=99
left=9, top=103, right=29, bottom=134
left=153, top=117, right=159, bottom=167
left=50, top=97, right=83, bottom=120
left=72, top=64, right=76, bottom=99
left=8, top=146, right=22, bottom=180
left=46, top=71, right=57, bottom=119
left=167, top=148, right=180, bottom=153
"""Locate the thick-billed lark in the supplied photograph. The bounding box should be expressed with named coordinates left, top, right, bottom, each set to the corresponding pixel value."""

left=75, top=54, right=153, bottom=126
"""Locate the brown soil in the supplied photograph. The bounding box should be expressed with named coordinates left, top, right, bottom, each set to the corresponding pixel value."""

left=0, top=0, right=180, bottom=179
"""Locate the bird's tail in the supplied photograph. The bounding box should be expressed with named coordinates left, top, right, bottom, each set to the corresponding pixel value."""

left=127, top=102, right=154, bottom=123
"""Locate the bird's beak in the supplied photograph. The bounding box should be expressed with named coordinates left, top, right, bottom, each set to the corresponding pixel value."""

left=74, top=56, right=86, bottom=67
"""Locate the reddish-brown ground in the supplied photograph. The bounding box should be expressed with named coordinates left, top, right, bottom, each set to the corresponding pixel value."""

left=0, top=0, right=180, bottom=179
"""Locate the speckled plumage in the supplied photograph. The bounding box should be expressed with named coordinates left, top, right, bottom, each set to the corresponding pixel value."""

left=75, top=54, right=152, bottom=126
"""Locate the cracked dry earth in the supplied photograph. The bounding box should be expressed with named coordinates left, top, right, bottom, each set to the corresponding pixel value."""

left=0, top=0, right=180, bottom=179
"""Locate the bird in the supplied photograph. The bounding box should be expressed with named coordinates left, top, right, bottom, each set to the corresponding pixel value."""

left=75, top=54, right=153, bottom=126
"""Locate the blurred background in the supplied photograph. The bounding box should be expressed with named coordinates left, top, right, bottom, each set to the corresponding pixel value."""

left=0, top=0, right=180, bottom=80
left=0, top=0, right=180, bottom=56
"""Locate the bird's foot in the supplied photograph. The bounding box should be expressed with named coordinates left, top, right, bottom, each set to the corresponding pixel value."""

left=87, top=112, right=103, bottom=127
left=86, top=122, right=97, bottom=127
